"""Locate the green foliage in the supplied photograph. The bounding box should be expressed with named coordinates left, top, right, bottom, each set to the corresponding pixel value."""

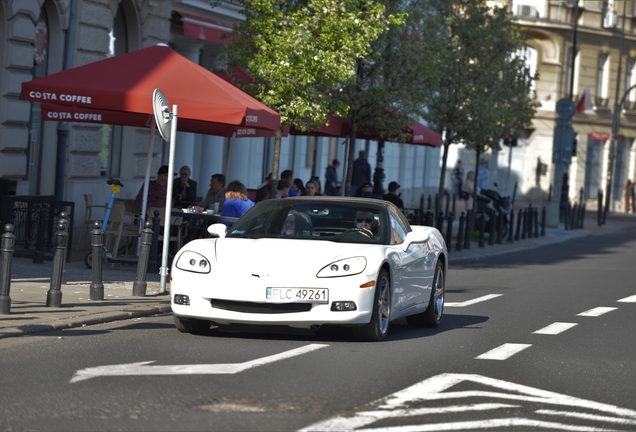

left=423, top=0, right=536, bottom=213
left=220, top=0, right=397, bottom=132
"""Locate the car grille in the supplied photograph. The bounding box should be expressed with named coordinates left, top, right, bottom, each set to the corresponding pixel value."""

left=210, top=299, right=312, bottom=314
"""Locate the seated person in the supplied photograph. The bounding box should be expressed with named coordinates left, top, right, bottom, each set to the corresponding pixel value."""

left=352, top=209, right=377, bottom=237
left=283, top=210, right=313, bottom=236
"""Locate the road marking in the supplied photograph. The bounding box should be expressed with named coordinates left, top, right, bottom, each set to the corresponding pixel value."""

left=299, top=373, right=636, bottom=431
left=70, top=343, right=327, bottom=383
left=446, top=294, right=503, bottom=307
left=533, top=322, right=578, bottom=335
left=475, top=343, right=531, bottom=360
left=577, top=307, right=617, bottom=317
left=536, top=410, right=636, bottom=426
left=618, top=295, right=636, bottom=303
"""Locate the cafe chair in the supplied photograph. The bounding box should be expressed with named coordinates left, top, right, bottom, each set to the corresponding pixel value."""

left=104, top=201, right=141, bottom=258
left=77, top=194, right=107, bottom=251
left=149, top=207, right=187, bottom=252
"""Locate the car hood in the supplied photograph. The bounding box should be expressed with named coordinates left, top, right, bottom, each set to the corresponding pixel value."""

left=188, top=238, right=378, bottom=281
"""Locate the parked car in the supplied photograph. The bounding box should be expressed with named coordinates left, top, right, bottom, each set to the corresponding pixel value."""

left=170, top=197, right=448, bottom=341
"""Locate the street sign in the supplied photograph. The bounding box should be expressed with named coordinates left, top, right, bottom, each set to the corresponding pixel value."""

left=553, top=98, right=575, bottom=165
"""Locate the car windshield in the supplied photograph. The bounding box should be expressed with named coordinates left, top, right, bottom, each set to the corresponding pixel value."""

left=226, top=199, right=388, bottom=244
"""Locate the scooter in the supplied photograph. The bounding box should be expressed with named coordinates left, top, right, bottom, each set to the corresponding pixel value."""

left=475, top=183, right=511, bottom=237
left=84, top=178, right=140, bottom=269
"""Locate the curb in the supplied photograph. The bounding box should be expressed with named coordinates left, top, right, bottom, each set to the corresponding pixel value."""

left=0, top=304, right=172, bottom=340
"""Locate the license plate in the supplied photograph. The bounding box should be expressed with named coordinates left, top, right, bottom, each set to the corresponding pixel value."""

left=265, top=287, right=329, bottom=303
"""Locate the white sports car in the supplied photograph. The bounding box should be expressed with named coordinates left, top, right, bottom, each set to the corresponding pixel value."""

left=170, top=197, right=448, bottom=341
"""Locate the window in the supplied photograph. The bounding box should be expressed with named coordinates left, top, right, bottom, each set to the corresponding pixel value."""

left=596, top=54, right=610, bottom=107
left=516, top=45, right=537, bottom=97
left=101, top=3, right=127, bottom=176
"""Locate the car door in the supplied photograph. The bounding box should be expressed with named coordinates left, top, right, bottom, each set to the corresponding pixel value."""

left=387, top=207, right=430, bottom=314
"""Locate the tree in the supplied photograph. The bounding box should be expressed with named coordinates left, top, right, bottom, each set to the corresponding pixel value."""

left=220, top=0, right=398, bottom=195
left=423, top=0, right=535, bottom=222
left=331, top=0, right=444, bottom=195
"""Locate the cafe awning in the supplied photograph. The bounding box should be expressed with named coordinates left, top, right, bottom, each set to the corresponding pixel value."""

left=173, top=11, right=234, bottom=45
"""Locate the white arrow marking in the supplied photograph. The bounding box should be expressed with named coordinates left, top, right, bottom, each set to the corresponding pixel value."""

left=577, top=307, right=617, bottom=317
left=617, top=295, right=636, bottom=303
left=533, top=322, right=578, bottom=335
left=70, top=343, right=327, bottom=383
left=475, top=343, right=531, bottom=360
left=299, top=373, right=636, bottom=431
left=445, top=294, right=502, bottom=307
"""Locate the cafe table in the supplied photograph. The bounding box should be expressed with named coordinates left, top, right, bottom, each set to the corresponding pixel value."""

left=170, top=209, right=239, bottom=241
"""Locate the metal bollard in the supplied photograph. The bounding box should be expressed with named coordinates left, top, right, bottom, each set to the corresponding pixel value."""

left=132, top=221, right=154, bottom=297
left=478, top=215, right=486, bottom=248
left=59, top=212, right=69, bottom=285
left=580, top=204, right=586, bottom=229
left=521, top=208, right=527, bottom=240
left=597, top=190, right=603, bottom=226
left=148, top=211, right=160, bottom=274
left=0, top=224, right=16, bottom=314
left=456, top=212, right=465, bottom=252
left=488, top=213, right=496, bottom=246
left=527, top=205, right=533, bottom=237
left=463, top=210, right=472, bottom=250
left=515, top=208, right=523, bottom=241
left=445, top=212, right=454, bottom=248
left=452, top=194, right=456, bottom=216
left=436, top=211, right=444, bottom=232
left=541, top=206, right=546, bottom=236
left=424, top=211, right=434, bottom=227
left=508, top=210, right=515, bottom=243
left=570, top=204, right=578, bottom=229
left=46, top=221, right=68, bottom=307
left=496, top=211, right=503, bottom=244
left=90, top=221, right=104, bottom=301
left=564, top=203, right=570, bottom=230
left=534, top=207, right=539, bottom=238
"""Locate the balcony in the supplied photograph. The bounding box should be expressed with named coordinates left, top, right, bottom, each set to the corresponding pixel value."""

left=594, top=97, right=610, bottom=109
left=622, top=99, right=636, bottom=112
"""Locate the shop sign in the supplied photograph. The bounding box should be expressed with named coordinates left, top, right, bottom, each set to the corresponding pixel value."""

left=590, top=131, right=610, bottom=141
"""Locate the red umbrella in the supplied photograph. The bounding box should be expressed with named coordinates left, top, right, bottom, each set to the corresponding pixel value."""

left=21, top=44, right=280, bottom=131
left=40, top=103, right=273, bottom=138
left=354, top=118, right=441, bottom=147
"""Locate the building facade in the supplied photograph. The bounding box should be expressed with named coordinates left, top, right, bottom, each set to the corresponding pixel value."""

left=454, top=0, right=636, bottom=212
left=0, top=0, right=441, bottom=237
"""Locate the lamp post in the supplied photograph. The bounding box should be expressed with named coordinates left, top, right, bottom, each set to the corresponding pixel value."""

left=602, top=0, right=628, bottom=224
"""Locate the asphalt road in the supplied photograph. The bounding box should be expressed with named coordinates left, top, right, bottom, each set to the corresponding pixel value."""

left=1, top=224, right=635, bottom=431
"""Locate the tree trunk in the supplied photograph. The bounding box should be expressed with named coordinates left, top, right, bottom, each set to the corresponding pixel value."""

left=269, top=128, right=283, bottom=198
left=436, top=129, right=452, bottom=215
left=470, top=148, right=482, bottom=229
left=344, top=125, right=357, bottom=197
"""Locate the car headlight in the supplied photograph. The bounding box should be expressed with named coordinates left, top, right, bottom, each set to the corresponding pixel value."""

left=175, top=251, right=211, bottom=274
left=317, top=257, right=366, bottom=278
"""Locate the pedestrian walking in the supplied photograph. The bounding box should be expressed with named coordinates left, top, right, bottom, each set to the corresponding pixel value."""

left=324, top=159, right=341, bottom=196
left=351, top=151, right=371, bottom=197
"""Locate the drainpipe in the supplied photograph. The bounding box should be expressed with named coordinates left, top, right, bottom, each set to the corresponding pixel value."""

left=55, top=0, right=77, bottom=200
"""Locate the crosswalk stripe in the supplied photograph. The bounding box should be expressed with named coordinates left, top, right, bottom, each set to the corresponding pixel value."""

left=533, top=322, right=577, bottom=335
left=577, top=307, right=617, bottom=317
left=475, top=343, right=531, bottom=360
left=617, top=295, right=636, bottom=303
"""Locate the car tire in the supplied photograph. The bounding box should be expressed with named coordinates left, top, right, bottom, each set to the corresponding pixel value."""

left=352, top=268, right=391, bottom=342
left=406, top=260, right=445, bottom=328
left=173, top=315, right=210, bottom=335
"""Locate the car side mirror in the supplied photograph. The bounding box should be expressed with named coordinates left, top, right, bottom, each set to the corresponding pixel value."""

left=401, top=229, right=429, bottom=251
left=208, top=223, right=227, bottom=238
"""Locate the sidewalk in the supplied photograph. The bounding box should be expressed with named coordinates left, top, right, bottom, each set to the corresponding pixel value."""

left=0, top=212, right=625, bottom=339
